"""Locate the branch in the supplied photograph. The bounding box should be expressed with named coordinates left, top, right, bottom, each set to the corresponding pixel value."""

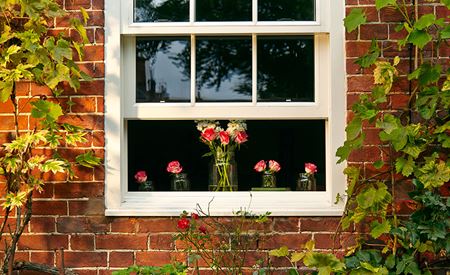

left=8, top=261, right=77, bottom=275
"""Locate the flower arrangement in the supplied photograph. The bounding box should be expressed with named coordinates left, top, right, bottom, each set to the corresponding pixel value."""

left=196, top=120, right=248, bottom=191
left=166, top=161, right=183, bottom=174
left=254, top=160, right=281, bottom=174
left=304, top=162, right=317, bottom=175
left=134, top=170, right=153, bottom=191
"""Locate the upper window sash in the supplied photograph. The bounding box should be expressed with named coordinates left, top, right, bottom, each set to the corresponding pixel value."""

left=120, top=0, right=330, bottom=35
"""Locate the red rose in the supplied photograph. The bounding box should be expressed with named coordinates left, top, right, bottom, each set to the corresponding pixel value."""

left=305, top=163, right=317, bottom=174
left=167, top=161, right=183, bottom=174
left=199, top=225, right=207, bottom=234
left=191, top=213, right=199, bottom=220
left=177, top=218, right=190, bottom=230
left=268, top=160, right=281, bottom=173
left=134, top=171, right=147, bottom=183
left=235, top=131, right=248, bottom=144
left=201, top=128, right=217, bottom=142
left=254, top=160, right=266, bottom=172
left=219, top=131, right=230, bottom=145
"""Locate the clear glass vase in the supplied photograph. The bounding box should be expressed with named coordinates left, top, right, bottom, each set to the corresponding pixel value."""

left=261, top=171, right=277, bottom=188
left=170, top=173, right=190, bottom=191
left=209, top=151, right=238, bottom=191
left=138, top=180, right=154, bottom=191
left=296, top=173, right=316, bottom=191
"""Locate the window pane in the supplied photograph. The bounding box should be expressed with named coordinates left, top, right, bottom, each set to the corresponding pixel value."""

left=257, top=36, right=314, bottom=102
left=127, top=120, right=326, bottom=192
left=196, top=0, right=251, bottom=21
left=134, top=0, right=189, bottom=22
left=196, top=37, right=252, bottom=102
left=136, top=37, right=190, bottom=103
left=258, top=0, right=315, bottom=21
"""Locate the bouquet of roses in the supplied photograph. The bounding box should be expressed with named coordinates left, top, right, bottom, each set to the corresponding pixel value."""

left=254, top=160, right=281, bottom=174
left=196, top=120, right=248, bottom=191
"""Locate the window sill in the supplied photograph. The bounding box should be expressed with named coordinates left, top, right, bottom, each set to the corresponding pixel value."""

left=105, top=191, right=345, bottom=216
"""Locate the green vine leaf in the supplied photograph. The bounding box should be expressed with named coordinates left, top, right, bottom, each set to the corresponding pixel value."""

left=407, top=29, right=432, bottom=49
left=356, top=40, right=380, bottom=68
left=75, top=151, right=102, bottom=168
left=0, top=80, right=13, bottom=103
left=41, top=159, right=66, bottom=174
left=375, top=0, right=397, bottom=10
left=344, top=8, right=367, bottom=33
left=269, top=246, right=289, bottom=257
left=31, top=99, right=64, bottom=122
left=414, top=14, right=436, bottom=30
left=395, top=156, right=415, bottom=177
left=440, top=0, right=450, bottom=8
left=418, top=160, right=450, bottom=189
left=370, top=220, right=391, bottom=238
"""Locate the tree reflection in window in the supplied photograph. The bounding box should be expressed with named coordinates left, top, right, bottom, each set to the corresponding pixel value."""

left=134, top=0, right=189, bottom=22
left=258, top=0, right=315, bottom=21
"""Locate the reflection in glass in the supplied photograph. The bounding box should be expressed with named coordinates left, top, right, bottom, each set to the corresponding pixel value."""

left=134, top=0, right=189, bottom=22
left=196, top=0, right=251, bottom=21
left=196, top=37, right=252, bottom=102
left=258, top=0, right=315, bottom=21
left=136, top=37, right=190, bottom=103
left=257, top=36, right=314, bottom=102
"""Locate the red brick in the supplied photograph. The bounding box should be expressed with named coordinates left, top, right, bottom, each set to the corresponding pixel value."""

left=30, top=217, right=56, bottom=233
left=360, top=24, right=388, bottom=40
left=16, top=81, right=31, bottom=96
left=96, top=234, right=148, bottom=250
left=58, top=114, right=104, bottom=130
left=54, top=182, right=104, bottom=199
left=71, top=234, right=95, bottom=250
left=314, top=233, right=341, bottom=249
left=0, top=115, right=28, bottom=130
left=259, top=234, right=312, bottom=249
left=348, top=146, right=382, bottom=162
left=70, top=96, right=97, bottom=113
left=149, top=234, right=175, bottom=250
left=95, top=28, right=105, bottom=44
left=96, top=96, right=104, bottom=113
left=111, top=218, right=138, bottom=233
left=57, top=217, right=109, bottom=233
left=30, top=252, right=54, bottom=266
left=18, top=235, right=68, bottom=250
left=30, top=83, right=53, bottom=96
left=57, top=252, right=107, bottom=268
left=346, top=41, right=372, bottom=57
left=75, top=45, right=104, bottom=62
left=301, top=218, right=342, bottom=232
left=63, top=80, right=104, bottom=96
left=390, top=94, right=410, bottom=109
left=71, top=165, right=95, bottom=181
left=137, top=218, right=178, bottom=233
left=135, top=251, right=179, bottom=266
left=92, top=0, right=104, bottom=10
left=65, top=0, right=91, bottom=10
left=32, top=200, right=67, bottom=215
left=0, top=101, right=14, bottom=113
left=273, top=218, right=299, bottom=232
left=69, top=199, right=105, bottom=216
left=33, top=183, right=54, bottom=199
left=347, top=75, right=374, bottom=92
left=56, top=11, right=104, bottom=27
left=110, top=252, right=134, bottom=268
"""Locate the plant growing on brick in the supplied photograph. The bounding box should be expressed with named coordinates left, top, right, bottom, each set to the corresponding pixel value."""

left=0, top=0, right=100, bottom=274
left=174, top=208, right=271, bottom=274
left=334, top=0, right=449, bottom=273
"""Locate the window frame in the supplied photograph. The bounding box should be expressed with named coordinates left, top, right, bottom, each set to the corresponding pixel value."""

left=104, top=0, right=347, bottom=216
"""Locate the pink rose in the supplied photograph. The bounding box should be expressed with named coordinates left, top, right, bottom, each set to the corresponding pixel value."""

left=201, top=128, right=217, bottom=142
left=167, top=161, right=183, bottom=174
left=254, top=160, right=266, bottom=172
left=305, top=163, right=317, bottom=174
left=177, top=218, right=190, bottom=230
left=191, top=213, right=199, bottom=220
left=219, top=131, right=230, bottom=145
left=268, top=160, right=281, bottom=173
left=134, top=170, right=147, bottom=183
left=235, top=131, right=248, bottom=144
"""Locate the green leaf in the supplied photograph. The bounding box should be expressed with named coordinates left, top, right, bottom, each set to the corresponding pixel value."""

left=303, top=252, right=345, bottom=272
left=395, top=156, right=415, bottom=177
left=370, top=220, right=391, bottom=238
left=80, top=7, right=89, bottom=25
left=42, top=159, right=66, bottom=174
left=373, top=160, right=384, bottom=169
left=385, top=254, right=396, bottom=269
left=440, top=0, right=450, bottom=8
left=355, top=40, right=380, bottom=68
left=441, top=24, right=450, bottom=39
left=75, top=151, right=102, bottom=168
left=407, top=29, right=432, bottom=49
left=346, top=117, right=362, bottom=140
left=70, top=18, right=89, bottom=44
left=290, top=252, right=305, bottom=263
left=0, top=80, right=13, bottom=103
left=269, top=246, right=289, bottom=257
left=30, top=100, right=63, bottom=122
left=414, top=14, right=436, bottom=30
left=375, top=0, right=396, bottom=10
left=344, top=8, right=367, bottom=33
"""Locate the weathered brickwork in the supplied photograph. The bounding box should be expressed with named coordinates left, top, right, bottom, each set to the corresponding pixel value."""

left=0, top=0, right=448, bottom=274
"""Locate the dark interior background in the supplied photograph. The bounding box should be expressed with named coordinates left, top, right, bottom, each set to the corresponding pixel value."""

left=127, top=120, right=326, bottom=191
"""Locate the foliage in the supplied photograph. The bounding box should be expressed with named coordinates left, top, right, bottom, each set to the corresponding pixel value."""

left=112, top=263, right=188, bottom=275
left=0, top=0, right=101, bottom=273
left=174, top=206, right=271, bottom=275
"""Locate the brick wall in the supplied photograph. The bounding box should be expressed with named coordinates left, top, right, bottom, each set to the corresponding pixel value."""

left=1, top=0, right=447, bottom=274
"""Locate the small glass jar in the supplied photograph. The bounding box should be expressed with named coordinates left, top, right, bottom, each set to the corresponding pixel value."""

left=171, top=173, right=190, bottom=191
left=138, top=180, right=154, bottom=191
left=296, top=173, right=316, bottom=191
left=261, top=171, right=277, bottom=188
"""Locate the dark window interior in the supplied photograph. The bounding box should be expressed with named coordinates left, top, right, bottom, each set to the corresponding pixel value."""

left=127, top=120, right=326, bottom=191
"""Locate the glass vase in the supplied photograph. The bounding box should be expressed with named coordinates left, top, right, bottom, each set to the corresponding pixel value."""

left=138, top=180, right=154, bottom=191
left=209, top=151, right=238, bottom=191
left=261, top=172, right=277, bottom=188
left=296, top=173, right=316, bottom=191
left=170, top=173, right=190, bottom=191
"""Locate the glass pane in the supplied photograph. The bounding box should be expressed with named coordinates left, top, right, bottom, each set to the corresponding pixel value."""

left=196, top=0, right=251, bottom=21
left=127, top=120, right=326, bottom=191
left=196, top=37, right=252, bottom=102
left=136, top=37, right=190, bottom=103
left=258, top=0, right=315, bottom=21
left=257, top=36, right=314, bottom=102
left=134, top=0, right=189, bottom=22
